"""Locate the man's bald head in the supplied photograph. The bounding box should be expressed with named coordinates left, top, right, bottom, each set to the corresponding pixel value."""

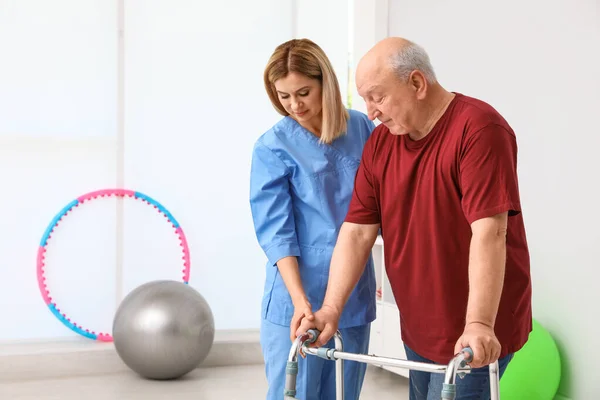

left=356, top=37, right=437, bottom=92
left=357, top=37, right=412, bottom=73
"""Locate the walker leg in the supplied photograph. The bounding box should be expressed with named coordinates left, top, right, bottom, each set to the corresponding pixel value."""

left=284, top=359, right=299, bottom=399
left=489, top=360, right=500, bottom=400
left=441, top=348, right=472, bottom=400
left=284, top=330, right=319, bottom=399
left=334, top=331, right=344, bottom=400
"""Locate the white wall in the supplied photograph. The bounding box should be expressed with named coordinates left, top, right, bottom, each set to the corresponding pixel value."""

left=295, top=0, right=350, bottom=105
left=0, top=0, right=119, bottom=341
left=0, top=0, right=351, bottom=341
left=121, top=0, right=294, bottom=330
left=350, top=0, right=389, bottom=115
left=381, top=1, right=598, bottom=398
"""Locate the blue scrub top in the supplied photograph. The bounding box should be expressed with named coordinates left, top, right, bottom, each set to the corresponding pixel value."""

left=250, top=109, right=377, bottom=329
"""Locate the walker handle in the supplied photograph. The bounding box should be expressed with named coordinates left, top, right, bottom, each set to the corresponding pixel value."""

left=305, top=329, right=321, bottom=344
left=460, top=347, right=474, bottom=363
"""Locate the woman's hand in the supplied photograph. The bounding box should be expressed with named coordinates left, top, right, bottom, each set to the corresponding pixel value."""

left=290, top=297, right=314, bottom=342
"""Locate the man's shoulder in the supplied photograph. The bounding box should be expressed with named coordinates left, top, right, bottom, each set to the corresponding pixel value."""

left=451, top=93, right=514, bottom=135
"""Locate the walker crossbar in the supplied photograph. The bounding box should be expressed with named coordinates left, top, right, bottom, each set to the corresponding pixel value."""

left=284, top=329, right=500, bottom=400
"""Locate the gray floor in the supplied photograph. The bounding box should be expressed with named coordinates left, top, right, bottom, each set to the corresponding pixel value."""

left=0, top=364, right=409, bottom=399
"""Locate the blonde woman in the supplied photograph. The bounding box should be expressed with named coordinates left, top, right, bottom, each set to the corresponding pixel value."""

left=249, top=38, right=377, bottom=399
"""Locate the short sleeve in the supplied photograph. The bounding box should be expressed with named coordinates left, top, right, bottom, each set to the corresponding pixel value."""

left=459, top=124, right=522, bottom=225
left=344, top=136, right=381, bottom=224
left=249, top=141, right=300, bottom=266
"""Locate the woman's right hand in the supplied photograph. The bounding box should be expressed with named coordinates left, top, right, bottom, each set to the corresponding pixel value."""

left=290, top=297, right=314, bottom=342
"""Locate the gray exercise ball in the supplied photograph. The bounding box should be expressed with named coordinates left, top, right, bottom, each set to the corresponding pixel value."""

left=112, top=280, right=215, bottom=380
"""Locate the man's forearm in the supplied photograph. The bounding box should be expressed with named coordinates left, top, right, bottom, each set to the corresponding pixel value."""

left=322, top=222, right=380, bottom=314
left=465, top=227, right=507, bottom=328
left=276, top=256, right=308, bottom=306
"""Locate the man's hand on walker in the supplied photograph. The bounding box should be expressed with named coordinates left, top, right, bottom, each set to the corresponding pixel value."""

left=453, top=322, right=501, bottom=368
left=296, top=304, right=341, bottom=347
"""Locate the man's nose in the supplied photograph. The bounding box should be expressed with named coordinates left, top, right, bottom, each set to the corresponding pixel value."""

left=366, top=104, right=380, bottom=121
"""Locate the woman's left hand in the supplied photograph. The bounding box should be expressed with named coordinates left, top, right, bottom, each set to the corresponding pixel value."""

left=290, top=298, right=314, bottom=343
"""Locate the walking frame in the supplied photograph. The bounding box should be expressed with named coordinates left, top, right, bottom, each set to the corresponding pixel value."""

left=284, top=329, right=501, bottom=400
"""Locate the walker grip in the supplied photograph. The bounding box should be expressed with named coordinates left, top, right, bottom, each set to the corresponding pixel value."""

left=306, top=329, right=320, bottom=344
left=461, top=347, right=474, bottom=363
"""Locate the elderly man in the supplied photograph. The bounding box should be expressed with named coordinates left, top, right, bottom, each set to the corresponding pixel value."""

left=297, top=37, right=532, bottom=399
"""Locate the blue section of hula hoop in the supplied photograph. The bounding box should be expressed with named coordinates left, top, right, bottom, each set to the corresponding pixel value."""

left=48, top=303, right=98, bottom=340
left=134, top=191, right=180, bottom=228
left=40, top=199, right=80, bottom=247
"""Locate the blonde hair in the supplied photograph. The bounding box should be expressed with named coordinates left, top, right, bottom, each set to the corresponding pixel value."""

left=263, top=39, right=348, bottom=144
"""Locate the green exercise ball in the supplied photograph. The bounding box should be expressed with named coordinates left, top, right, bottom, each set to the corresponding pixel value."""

left=500, top=319, right=561, bottom=399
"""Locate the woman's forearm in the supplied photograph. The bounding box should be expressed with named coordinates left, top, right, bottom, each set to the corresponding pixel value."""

left=276, top=256, right=308, bottom=306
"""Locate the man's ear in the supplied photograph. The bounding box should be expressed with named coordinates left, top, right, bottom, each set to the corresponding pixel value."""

left=409, top=70, right=428, bottom=99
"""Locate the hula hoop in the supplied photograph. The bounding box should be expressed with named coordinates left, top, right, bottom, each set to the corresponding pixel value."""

left=36, top=189, right=191, bottom=342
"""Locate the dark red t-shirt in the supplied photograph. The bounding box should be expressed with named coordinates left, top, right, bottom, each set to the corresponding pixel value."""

left=345, top=93, right=532, bottom=363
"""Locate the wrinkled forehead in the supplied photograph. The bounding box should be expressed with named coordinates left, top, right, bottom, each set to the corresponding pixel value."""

left=356, top=62, right=392, bottom=96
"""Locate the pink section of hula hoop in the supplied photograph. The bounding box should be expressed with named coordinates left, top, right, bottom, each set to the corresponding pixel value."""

left=176, top=227, right=191, bottom=282
left=36, top=246, right=51, bottom=305
left=77, top=189, right=136, bottom=202
left=96, top=333, right=113, bottom=342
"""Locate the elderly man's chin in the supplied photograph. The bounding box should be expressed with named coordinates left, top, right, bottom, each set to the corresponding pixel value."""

left=379, top=121, right=402, bottom=135
left=388, top=126, right=407, bottom=136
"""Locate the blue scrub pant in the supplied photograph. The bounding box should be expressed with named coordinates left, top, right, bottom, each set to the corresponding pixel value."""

left=260, top=318, right=371, bottom=400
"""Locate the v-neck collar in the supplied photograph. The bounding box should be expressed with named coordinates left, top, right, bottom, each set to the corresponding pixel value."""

left=283, top=116, right=359, bottom=167
left=285, top=116, right=325, bottom=146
